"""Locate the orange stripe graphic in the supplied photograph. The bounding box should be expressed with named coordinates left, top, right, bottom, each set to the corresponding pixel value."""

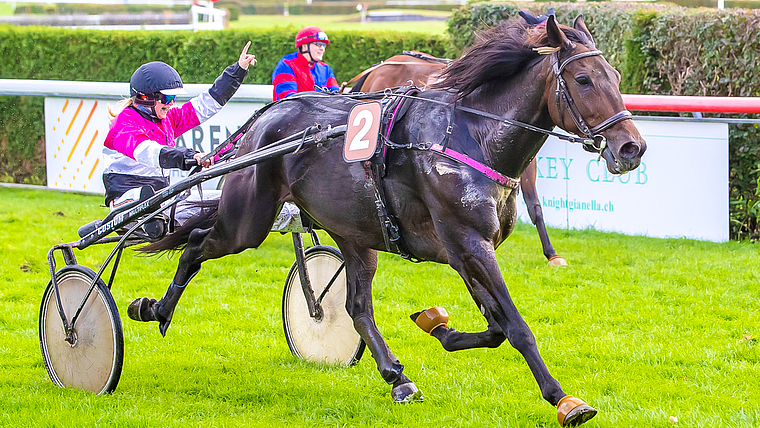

left=88, top=158, right=99, bottom=180
left=68, top=101, right=98, bottom=162
left=66, top=100, right=83, bottom=136
left=62, top=99, right=69, bottom=113
left=85, top=129, right=99, bottom=157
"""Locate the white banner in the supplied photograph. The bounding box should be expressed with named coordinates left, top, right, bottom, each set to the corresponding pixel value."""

left=44, top=98, right=265, bottom=194
left=516, top=120, right=729, bottom=242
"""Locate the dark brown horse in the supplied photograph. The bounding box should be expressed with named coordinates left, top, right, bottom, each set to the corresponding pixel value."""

left=345, top=51, right=567, bottom=266
left=142, top=15, right=645, bottom=426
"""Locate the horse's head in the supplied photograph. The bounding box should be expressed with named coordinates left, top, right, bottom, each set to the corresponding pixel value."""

left=542, top=15, right=646, bottom=174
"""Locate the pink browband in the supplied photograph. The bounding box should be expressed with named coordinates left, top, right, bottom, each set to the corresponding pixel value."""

left=430, top=143, right=520, bottom=189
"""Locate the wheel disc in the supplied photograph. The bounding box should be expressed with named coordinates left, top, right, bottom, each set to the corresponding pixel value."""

left=39, top=267, right=123, bottom=394
left=283, top=247, right=364, bottom=365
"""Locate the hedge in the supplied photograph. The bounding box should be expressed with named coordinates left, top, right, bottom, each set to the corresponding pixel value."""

left=446, top=3, right=760, bottom=240
left=0, top=25, right=446, bottom=183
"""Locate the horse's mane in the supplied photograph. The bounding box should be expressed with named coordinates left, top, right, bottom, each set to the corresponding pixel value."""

left=432, top=17, right=594, bottom=99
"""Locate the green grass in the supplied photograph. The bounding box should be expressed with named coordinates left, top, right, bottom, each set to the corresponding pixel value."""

left=1, top=186, right=759, bottom=427
left=230, top=11, right=450, bottom=34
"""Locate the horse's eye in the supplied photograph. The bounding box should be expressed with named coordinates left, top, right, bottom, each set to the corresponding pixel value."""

left=575, top=75, right=592, bottom=86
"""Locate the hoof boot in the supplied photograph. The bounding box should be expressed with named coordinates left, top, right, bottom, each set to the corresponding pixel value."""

left=557, top=396, right=597, bottom=427
left=127, top=297, right=158, bottom=322
left=548, top=255, right=568, bottom=266
left=411, top=307, right=449, bottom=334
left=391, top=382, right=423, bottom=403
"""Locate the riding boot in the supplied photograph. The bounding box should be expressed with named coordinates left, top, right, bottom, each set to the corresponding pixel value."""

left=127, top=283, right=186, bottom=337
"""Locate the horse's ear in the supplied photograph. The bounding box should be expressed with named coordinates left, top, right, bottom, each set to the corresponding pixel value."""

left=573, top=14, right=595, bottom=46
left=545, top=15, right=570, bottom=49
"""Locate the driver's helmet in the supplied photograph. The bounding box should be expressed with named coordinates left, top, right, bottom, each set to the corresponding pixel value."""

left=129, top=61, right=188, bottom=99
left=295, top=26, right=329, bottom=48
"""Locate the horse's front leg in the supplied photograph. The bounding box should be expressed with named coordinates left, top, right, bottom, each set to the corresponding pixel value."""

left=334, top=238, right=422, bottom=403
left=444, top=230, right=596, bottom=426
left=520, top=159, right=566, bottom=266
left=411, top=304, right=506, bottom=351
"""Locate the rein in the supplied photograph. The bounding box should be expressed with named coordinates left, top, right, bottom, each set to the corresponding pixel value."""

left=368, top=92, right=599, bottom=150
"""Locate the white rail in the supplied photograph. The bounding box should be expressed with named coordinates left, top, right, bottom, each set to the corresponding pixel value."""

left=0, top=79, right=273, bottom=102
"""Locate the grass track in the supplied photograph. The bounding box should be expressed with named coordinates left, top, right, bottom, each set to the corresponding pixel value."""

left=1, top=187, right=759, bottom=427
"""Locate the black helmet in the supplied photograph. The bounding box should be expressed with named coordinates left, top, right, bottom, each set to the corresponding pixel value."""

left=129, top=61, right=188, bottom=97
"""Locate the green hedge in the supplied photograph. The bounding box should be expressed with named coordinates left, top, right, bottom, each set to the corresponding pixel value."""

left=0, top=25, right=446, bottom=183
left=446, top=3, right=760, bottom=240
left=0, top=96, right=45, bottom=185
left=0, top=26, right=445, bottom=84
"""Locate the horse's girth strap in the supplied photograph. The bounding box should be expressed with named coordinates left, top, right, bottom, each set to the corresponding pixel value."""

left=430, top=144, right=520, bottom=189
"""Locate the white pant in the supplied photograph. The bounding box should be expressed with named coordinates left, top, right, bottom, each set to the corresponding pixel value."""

left=111, top=187, right=304, bottom=232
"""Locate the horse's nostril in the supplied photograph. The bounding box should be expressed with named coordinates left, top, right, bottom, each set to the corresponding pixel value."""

left=619, top=141, right=641, bottom=159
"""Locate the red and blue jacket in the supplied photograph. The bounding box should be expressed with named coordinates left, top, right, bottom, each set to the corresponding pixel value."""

left=271, top=51, right=339, bottom=101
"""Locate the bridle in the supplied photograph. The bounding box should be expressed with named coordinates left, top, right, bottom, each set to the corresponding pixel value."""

left=551, top=49, right=632, bottom=154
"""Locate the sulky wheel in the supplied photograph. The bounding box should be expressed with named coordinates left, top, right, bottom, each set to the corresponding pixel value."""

left=282, top=245, right=364, bottom=366
left=39, top=265, right=124, bottom=394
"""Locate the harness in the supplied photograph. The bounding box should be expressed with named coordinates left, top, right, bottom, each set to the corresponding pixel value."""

left=190, top=49, right=633, bottom=261
left=400, top=50, right=452, bottom=64
left=356, top=48, right=633, bottom=261
left=342, top=51, right=451, bottom=90
left=362, top=87, right=420, bottom=260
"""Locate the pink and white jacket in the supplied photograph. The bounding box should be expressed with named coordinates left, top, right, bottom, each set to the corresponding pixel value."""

left=102, top=62, right=247, bottom=205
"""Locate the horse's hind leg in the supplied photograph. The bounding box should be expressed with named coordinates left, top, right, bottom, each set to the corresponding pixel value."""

left=336, top=239, right=422, bottom=403
left=128, top=226, right=213, bottom=336
left=521, top=159, right=566, bottom=266
left=129, top=171, right=282, bottom=337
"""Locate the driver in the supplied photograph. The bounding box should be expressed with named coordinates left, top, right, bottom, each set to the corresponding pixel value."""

left=271, top=26, right=339, bottom=101
left=102, top=42, right=257, bottom=234
left=268, top=26, right=339, bottom=231
left=116, top=43, right=257, bottom=332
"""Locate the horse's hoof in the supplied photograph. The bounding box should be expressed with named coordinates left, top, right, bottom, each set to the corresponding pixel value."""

left=557, top=396, right=597, bottom=427
left=548, top=255, right=568, bottom=266
left=411, top=307, right=448, bottom=334
left=127, top=297, right=158, bottom=322
left=158, top=318, right=172, bottom=337
left=391, top=382, right=423, bottom=403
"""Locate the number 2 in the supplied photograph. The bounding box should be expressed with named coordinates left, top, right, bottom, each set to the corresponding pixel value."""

left=348, top=110, right=373, bottom=151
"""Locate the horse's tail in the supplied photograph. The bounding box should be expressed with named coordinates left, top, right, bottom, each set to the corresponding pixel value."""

left=138, top=200, right=219, bottom=254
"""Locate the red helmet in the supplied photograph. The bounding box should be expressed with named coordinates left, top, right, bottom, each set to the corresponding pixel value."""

left=295, top=26, right=329, bottom=48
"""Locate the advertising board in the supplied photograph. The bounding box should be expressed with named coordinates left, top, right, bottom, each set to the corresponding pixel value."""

left=516, top=120, right=729, bottom=242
